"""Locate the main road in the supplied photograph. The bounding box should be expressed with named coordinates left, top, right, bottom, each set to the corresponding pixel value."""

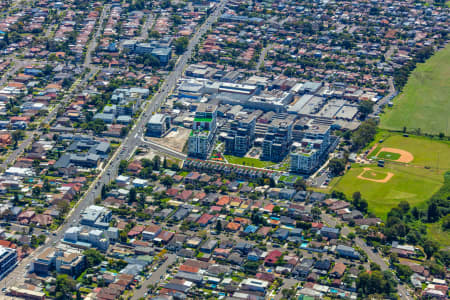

left=0, top=3, right=110, bottom=172
left=0, top=0, right=228, bottom=291
left=0, top=3, right=109, bottom=290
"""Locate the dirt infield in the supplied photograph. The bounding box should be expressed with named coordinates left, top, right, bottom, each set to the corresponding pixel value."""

left=376, top=147, right=414, bottom=163
left=357, top=167, right=394, bottom=183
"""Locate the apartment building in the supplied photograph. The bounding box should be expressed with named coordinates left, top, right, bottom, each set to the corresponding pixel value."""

left=261, top=116, right=295, bottom=162
left=188, top=104, right=217, bottom=159
left=224, top=113, right=257, bottom=156
left=290, top=124, right=331, bottom=174
left=0, top=246, right=17, bottom=280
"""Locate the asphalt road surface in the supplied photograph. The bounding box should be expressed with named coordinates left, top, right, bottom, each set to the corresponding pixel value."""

left=131, top=254, right=176, bottom=300
left=321, top=213, right=412, bottom=300
left=0, top=0, right=228, bottom=290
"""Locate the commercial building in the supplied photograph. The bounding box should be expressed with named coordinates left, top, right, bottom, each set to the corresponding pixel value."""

left=131, top=39, right=172, bottom=65
left=147, top=114, right=171, bottom=137
left=80, top=205, right=112, bottom=229
left=33, top=247, right=85, bottom=277
left=32, top=247, right=57, bottom=276
left=9, top=287, right=45, bottom=300
left=63, top=227, right=111, bottom=251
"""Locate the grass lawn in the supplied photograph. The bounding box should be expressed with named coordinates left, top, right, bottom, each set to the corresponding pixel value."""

left=332, top=163, right=444, bottom=219
left=380, top=43, right=450, bottom=136
left=377, top=151, right=401, bottom=161
left=427, top=222, right=450, bottom=248
left=369, top=132, right=450, bottom=169
left=224, top=155, right=275, bottom=168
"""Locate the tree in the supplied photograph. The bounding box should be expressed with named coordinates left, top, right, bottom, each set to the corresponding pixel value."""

left=55, top=274, right=76, bottom=299
left=84, top=249, right=105, bottom=268
left=148, top=30, right=161, bottom=38
left=152, top=155, right=161, bottom=171
left=389, top=253, right=399, bottom=265
left=329, top=158, right=346, bottom=176
left=215, top=221, right=222, bottom=232
left=32, top=186, right=41, bottom=197
left=352, top=191, right=362, bottom=203
left=348, top=232, right=356, bottom=240
left=442, top=214, right=450, bottom=231
left=101, top=185, right=107, bottom=200
left=171, top=15, right=182, bottom=26
left=118, top=160, right=128, bottom=174
left=160, top=176, right=174, bottom=188
left=351, top=119, right=377, bottom=151
left=311, top=207, right=321, bottom=220
left=11, top=130, right=24, bottom=143
left=358, top=100, right=374, bottom=119
left=398, top=201, right=410, bottom=213
left=355, top=198, right=368, bottom=213
left=411, top=206, right=420, bottom=219
left=139, top=193, right=146, bottom=206
left=293, top=178, right=306, bottom=191
left=427, top=201, right=439, bottom=222
left=423, top=240, right=438, bottom=258
left=57, top=200, right=70, bottom=216
left=119, top=230, right=128, bottom=243
left=243, top=261, right=260, bottom=273
left=356, top=270, right=395, bottom=296
left=395, top=264, right=413, bottom=281
left=281, top=287, right=296, bottom=299
left=43, top=179, right=51, bottom=192
left=128, top=188, right=137, bottom=204
left=13, top=192, right=20, bottom=205
left=174, top=36, right=189, bottom=55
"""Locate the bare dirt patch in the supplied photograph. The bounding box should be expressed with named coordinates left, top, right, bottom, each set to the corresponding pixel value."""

left=376, top=147, right=414, bottom=163
left=357, top=167, right=394, bottom=183
left=148, top=126, right=190, bottom=152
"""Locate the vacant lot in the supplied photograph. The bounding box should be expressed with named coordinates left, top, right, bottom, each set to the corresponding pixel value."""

left=148, top=126, right=191, bottom=152
left=334, top=163, right=443, bottom=219
left=380, top=44, right=450, bottom=136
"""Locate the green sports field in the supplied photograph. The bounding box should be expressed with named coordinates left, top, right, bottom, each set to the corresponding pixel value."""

left=380, top=43, right=450, bottom=136
left=333, top=134, right=449, bottom=219
left=334, top=164, right=443, bottom=219
left=369, top=133, right=450, bottom=170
